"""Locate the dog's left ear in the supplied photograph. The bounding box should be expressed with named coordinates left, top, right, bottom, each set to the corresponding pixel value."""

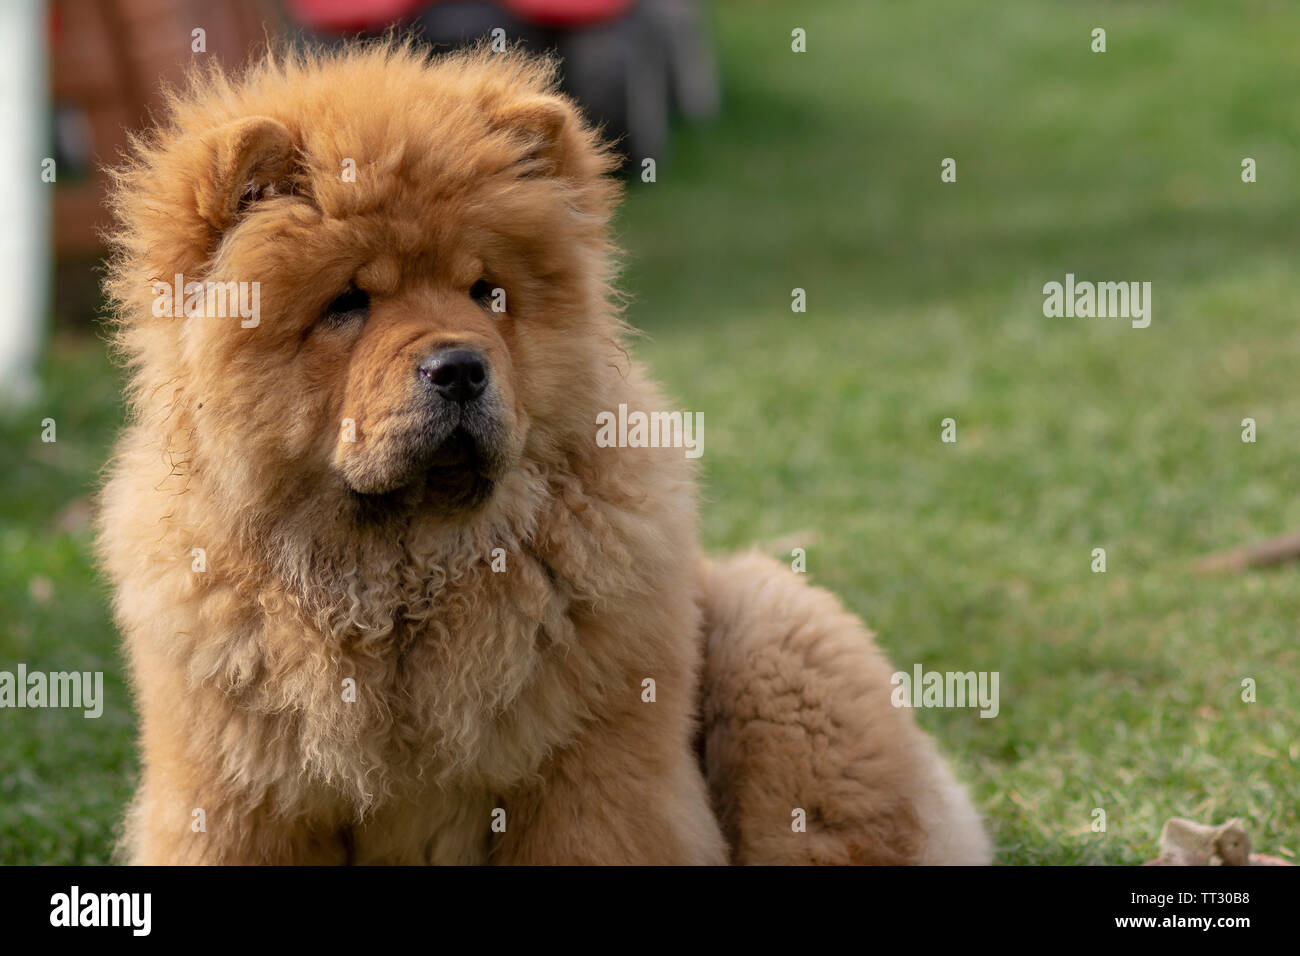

left=195, top=115, right=296, bottom=232
left=492, top=95, right=597, bottom=180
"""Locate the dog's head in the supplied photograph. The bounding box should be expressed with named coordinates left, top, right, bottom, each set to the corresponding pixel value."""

left=107, top=44, right=622, bottom=519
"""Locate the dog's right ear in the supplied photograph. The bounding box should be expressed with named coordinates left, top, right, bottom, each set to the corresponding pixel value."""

left=192, top=115, right=296, bottom=233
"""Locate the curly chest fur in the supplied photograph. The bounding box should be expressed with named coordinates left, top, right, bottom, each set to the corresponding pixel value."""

left=233, top=546, right=615, bottom=813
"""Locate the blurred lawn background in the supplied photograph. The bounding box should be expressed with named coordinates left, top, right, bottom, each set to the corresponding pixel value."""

left=3, top=0, right=1298, bottom=864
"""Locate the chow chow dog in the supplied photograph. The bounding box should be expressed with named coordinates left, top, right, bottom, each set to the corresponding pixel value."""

left=98, top=42, right=991, bottom=865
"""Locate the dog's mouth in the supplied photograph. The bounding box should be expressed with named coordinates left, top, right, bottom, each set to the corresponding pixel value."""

left=419, top=428, right=497, bottom=509
left=339, top=416, right=507, bottom=513
left=333, top=384, right=519, bottom=511
left=424, top=426, right=480, bottom=469
left=421, top=426, right=496, bottom=499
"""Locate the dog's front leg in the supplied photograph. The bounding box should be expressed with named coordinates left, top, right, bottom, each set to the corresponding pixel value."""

left=489, top=707, right=727, bottom=865
left=121, top=686, right=349, bottom=865
left=121, top=767, right=349, bottom=866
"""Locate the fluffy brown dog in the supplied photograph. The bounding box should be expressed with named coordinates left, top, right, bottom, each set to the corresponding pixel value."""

left=98, top=42, right=991, bottom=865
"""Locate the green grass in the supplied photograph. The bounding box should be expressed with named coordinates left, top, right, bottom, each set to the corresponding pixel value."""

left=0, top=339, right=132, bottom=864
left=3, top=0, right=1298, bottom=864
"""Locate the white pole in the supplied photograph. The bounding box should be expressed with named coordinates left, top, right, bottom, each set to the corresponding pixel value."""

left=0, top=0, right=49, bottom=407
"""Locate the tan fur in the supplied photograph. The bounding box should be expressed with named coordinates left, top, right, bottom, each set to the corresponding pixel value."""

left=98, top=41, right=989, bottom=865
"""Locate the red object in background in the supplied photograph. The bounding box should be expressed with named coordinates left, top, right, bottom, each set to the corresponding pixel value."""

left=288, top=0, right=633, bottom=32
left=287, top=0, right=427, bottom=32
left=503, top=0, right=633, bottom=27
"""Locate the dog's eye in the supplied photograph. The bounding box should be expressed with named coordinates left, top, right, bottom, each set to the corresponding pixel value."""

left=322, top=286, right=369, bottom=326
left=469, top=279, right=496, bottom=310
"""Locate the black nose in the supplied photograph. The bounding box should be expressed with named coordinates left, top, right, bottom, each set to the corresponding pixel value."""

left=417, top=348, right=488, bottom=403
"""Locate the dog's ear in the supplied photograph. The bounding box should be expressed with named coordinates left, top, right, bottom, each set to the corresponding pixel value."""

left=492, top=95, right=594, bottom=180
left=194, top=115, right=296, bottom=231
